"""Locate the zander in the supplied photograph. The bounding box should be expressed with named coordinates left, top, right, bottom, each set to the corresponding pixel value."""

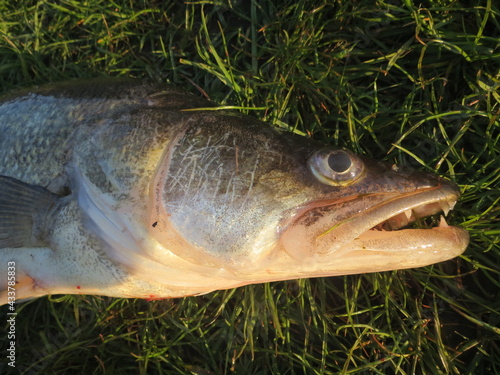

left=0, top=80, right=469, bottom=304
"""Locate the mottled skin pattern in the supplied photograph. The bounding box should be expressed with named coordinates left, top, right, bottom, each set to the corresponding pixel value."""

left=0, top=80, right=468, bottom=303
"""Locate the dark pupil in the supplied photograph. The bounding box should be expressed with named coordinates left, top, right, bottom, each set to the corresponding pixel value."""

left=328, top=152, right=351, bottom=173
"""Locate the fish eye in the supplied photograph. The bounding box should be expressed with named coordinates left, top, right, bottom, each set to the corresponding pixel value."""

left=308, top=148, right=365, bottom=186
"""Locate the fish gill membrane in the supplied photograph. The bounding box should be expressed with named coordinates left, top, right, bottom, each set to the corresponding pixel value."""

left=0, top=79, right=469, bottom=304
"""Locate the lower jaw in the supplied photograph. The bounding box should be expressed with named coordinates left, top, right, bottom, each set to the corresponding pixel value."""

left=340, top=225, right=469, bottom=261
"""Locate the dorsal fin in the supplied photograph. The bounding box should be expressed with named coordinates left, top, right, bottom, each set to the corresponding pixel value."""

left=0, top=176, right=59, bottom=248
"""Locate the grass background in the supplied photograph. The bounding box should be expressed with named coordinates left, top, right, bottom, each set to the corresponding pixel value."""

left=0, top=0, right=499, bottom=373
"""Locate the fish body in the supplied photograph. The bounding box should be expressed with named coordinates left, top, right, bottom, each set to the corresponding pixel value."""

left=0, top=80, right=469, bottom=304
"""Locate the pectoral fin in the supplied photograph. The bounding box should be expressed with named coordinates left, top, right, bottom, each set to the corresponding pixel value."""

left=0, top=176, right=59, bottom=248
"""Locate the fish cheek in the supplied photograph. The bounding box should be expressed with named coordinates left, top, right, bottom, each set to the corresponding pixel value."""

left=150, top=122, right=285, bottom=267
left=152, top=188, right=277, bottom=269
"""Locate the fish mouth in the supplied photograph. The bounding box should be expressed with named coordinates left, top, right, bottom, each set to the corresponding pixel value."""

left=342, top=181, right=461, bottom=242
left=367, top=196, right=454, bottom=232
left=280, top=180, right=469, bottom=273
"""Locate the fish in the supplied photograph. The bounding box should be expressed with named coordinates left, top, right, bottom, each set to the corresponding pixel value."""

left=0, top=79, right=469, bottom=304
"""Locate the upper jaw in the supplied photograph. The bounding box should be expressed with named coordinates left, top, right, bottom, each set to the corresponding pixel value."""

left=358, top=179, right=461, bottom=234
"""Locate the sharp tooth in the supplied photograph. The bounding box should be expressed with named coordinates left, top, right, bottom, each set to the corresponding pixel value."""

left=404, top=209, right=413, bottom=221
left=439, top=215, right=449, bottom=228
left=441, top=202, right=451, bottom=217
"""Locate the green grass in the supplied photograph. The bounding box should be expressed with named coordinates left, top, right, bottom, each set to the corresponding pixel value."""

left=1, top=0, right=499, bottom=373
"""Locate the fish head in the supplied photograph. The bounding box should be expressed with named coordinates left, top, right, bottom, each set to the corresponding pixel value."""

left=143, top=113, right=468, bottom=285
left=277, top=148, right=468, bottom=277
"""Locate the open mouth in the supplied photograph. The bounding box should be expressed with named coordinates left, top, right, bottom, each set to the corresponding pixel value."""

left=371, top=200, right=457, bottom=232
left=280, top=179, right=469, bottom=266
left=345, top=183, right=464, bottom=248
